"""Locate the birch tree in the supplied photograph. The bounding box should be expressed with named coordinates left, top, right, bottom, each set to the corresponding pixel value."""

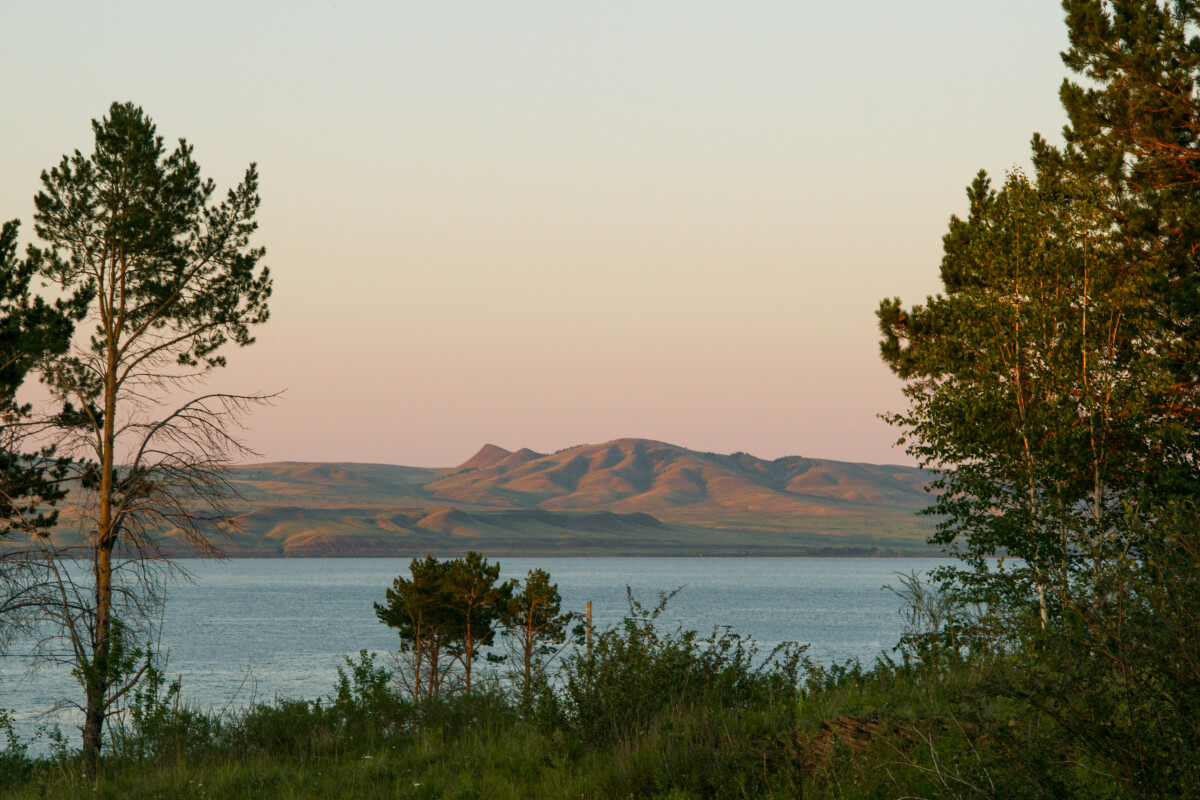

left=878, top=168, right=1179, bottom=618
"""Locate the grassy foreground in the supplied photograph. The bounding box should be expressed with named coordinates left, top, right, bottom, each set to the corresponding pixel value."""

left=0, top=588, right=1158, bottom=799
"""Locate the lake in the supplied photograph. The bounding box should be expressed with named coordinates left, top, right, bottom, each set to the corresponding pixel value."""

left=0, top=556, right=952, bottom=746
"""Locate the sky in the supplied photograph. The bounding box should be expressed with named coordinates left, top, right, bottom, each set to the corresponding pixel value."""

left=2, top=1, right=1072, bottom=468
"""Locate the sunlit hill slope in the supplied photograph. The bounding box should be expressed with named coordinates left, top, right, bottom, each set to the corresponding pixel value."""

left=190, top=438, right=940, bottom=557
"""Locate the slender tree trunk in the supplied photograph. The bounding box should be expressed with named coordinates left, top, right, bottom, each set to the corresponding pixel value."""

left=463, top=637, right=473, bottom=695
left=82, top=344, right=118, bottom=776
left=412, top=615, right=423, bottom=703
left=1036, top=580, right=1049, bottom=628
left=462, top=607, right=474, bottom=695
left=81, top=543, right=112, bottom=776
left=426, top=640, right=441, bottom=698
left=523, top=620, right=533, bottom=694
left=521, top=615, right=535, bottom=712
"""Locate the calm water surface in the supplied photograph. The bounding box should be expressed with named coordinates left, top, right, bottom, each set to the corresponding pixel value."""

left=0, top=557, right=951, bottom=745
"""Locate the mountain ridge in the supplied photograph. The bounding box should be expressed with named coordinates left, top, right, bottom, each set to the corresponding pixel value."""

left=34, top=439, right=939, bottom=557
left=427, top=439, right=930, bottom=523
left=192, top=438, right=941, bottom=556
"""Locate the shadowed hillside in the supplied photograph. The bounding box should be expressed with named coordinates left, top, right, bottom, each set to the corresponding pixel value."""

left=186, top=439, right=940, bottom=556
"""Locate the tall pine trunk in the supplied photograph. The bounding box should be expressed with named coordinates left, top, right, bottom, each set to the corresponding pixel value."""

left=81, top=330, right=119, bottom=776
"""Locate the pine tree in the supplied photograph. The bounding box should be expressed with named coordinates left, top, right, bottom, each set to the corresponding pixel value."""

left=1056, top=0, right=1200, bottom=444
left=0, top=218, right=79, bottom=650
left=443, top=552, right=514, bottom=695
left=375, top=555, right=456, bottom=700
left=502, top=568, right=579, bottom=712
left=29, top=102, right=271, bottom=771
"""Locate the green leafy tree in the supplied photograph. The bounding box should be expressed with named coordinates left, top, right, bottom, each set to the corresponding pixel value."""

left=881, top=2, right=1200, bottom=617
left=501, top=568, right=579, bottom=711
left=1012, top=500, right=1200, bottom=794
left=877, top=3, right=1200, bottom=793
left=376, top=553, right=517, bottom=698
left=443, top=551, right=514, bottom=695
left=878, top=167, right=1179, bottom=618
left=27, top=102, right=271, bottom=770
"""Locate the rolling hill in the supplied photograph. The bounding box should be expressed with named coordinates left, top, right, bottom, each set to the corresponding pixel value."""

left=192, top=439, right=941, bottom=557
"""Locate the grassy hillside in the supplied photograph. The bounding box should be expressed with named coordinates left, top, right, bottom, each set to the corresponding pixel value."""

left=194, top=439, right=940, bottom=556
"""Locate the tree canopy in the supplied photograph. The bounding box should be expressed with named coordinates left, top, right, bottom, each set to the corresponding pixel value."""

left=880, top=3, right=1200, bottom=612
left=877, top=3, right=1200, bottom=790
left=376, top=553, right=570, bottom=699
left=25, top=101, right=272, bottom=771
left=0, top=218, right=80, bottom=655
left=0, top=218, right=78, bottom=540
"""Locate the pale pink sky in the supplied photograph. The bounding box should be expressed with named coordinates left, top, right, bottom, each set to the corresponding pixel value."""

left=2, top=2, right=1070, bottom=468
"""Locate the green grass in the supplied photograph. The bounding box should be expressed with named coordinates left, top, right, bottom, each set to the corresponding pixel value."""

left=1, top=656, right=1127, bottom=800
left=3, top=582, right=1165, bottom=800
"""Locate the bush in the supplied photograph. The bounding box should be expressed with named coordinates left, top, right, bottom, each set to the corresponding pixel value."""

left=543, top=588, right=806, bottom=797
left=106, top=655, right=223, bottom=763
left=0, top=710, right=33, bottom=785
left=329, top=650, right=410, bottom=740
left=1009, top=503, right=1200, bottom=797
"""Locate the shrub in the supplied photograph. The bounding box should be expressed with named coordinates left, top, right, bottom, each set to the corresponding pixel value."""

left=544, top=588, right=806, bottom=797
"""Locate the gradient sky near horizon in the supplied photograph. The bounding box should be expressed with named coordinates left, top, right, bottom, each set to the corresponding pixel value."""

left=3, top=1, right=1072, bottom=468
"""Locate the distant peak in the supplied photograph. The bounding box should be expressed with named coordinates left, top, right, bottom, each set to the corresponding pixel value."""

left=457, top=443, right=512, bottom=471
left=502, top=447, right=544, bottom=466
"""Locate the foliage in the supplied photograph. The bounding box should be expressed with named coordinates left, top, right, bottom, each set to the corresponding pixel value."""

left=878, top=167, right=1190, bottom=618
left=442, top=551, right=513, bottom=694
left=879, top=1, right=1200, bottom=614
left=885, top=570, right=1013, bottom=679
left=1055, top=0, right=1200, bottom=497
left=1010, top=501, right=1200, bottom=796
left=12, top=568, right=1199, bottom=798
left=329, top=650, right=411, bottom=739
left=105, top=647, right=217, bottom=764
left=376, top=555, right=456, bottom=700
left=1047, top=3, right=1200, bottom=439
left=0, top=709, right=33, bottom=786
left=0, top=217, right=76, bottom=529
left=546, top=588, right=805, bottom=796
left=873, top=5, right=1200, bottom=798
left=0, top=217, right=80, bottom=652
left=19, top=100, right=272, bottom=771
left=1055, top=3, right=1200, bottom=424
left=0, top=219, right=77, bottom=409
left=501, top=568, right=581, bottom=713
left=375, top=552, right=515, bottom=698
left=0, top=588, right=818, bottom=800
